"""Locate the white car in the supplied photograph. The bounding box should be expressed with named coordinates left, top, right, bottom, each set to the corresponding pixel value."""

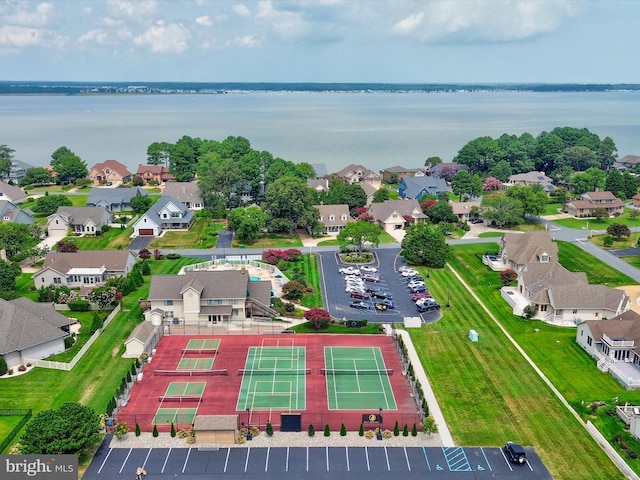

left=401, top=269, right=419, bottom=277
left=345, top=285, right=366, bottom=293
left=407, top=280, right=426, bottom=289
left=360, top=265, right=378, bottom=273
left=339, top=266, right=360, bottom=275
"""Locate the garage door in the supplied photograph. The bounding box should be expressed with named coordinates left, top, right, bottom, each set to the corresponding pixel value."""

left=138, top=229, right=154, bottom=236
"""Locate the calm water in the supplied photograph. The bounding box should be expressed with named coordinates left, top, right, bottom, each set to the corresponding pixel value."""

left=1, top=91, right=639, bottom=173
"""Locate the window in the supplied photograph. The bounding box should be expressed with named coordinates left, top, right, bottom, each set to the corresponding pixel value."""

left=53, top=277, right=61, bottom=284
left=230, top=299, right=238, bottom=305
left=207, top=299, right=222, bottom=305
left=232, top=309, right=239, bottom=316
left=540, top=254, right=549, bottom=262
left=164, top=300, right=174, bottom=306
left=587, top=336, right=593, bottom=346
left=540, top=304, right=547, bottom=312
left=165, top=311, right=174, bottom=318
left=329, top=215, right=335, bottom=221
left=573, top=309, right=578, bottom=314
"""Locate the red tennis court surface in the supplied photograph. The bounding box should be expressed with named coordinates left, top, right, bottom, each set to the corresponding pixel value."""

left=116, top=334, right=420, bottom=433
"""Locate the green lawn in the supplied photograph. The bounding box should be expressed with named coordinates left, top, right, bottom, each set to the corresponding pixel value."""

left=64, top=225, right=134, bottom=250
left=290, top=322, right=383, bottom=334
left=477, top=231, right=504, bottom=238
left=233, top=234, right=304, bottom=248
left=149, top=218, right=224, bottom=249
left=552, top=209, right=640, bottom=231
left=543, top=203, right=564, bottom=215
left=556, top=240, right=635, bottom=286
left=281, top=254, right=322, bottom=308
left=406, top=246, right=623, bottom=479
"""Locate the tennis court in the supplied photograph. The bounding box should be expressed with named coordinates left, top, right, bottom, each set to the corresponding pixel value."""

left=177, top=357, right=214, bottom=370
left=182, top=338, right=220, bottom=353
left=236, top=341, right=307, bottom=411
left=153, top=382, right=205, bottom=425
left=324, top=346, right=397, bottom=410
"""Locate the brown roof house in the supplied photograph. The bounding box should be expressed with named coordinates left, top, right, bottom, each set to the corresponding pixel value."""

left=147, top=270, right=276, bottom=326
left=136, top=164, right=175, bottom=185
left=451, top=201, right=481, bottom=222
left=613, top=154, right=640, bottom=172
left=87, top=160, right=132, bottom=186
left=576, top=310, right=640, bottom=389
left=504, top=171, right=555, bottom=193
left=0, top=297, right=75, bottom=368
left=495, top=231, right=558, bottom=273
left=380, top=166, right=424, bottom=183
left=501, top=261, right=630, bottom=326
left=315, top=204, right=352, bottom=234
left=333, top=164, right=381, bottom=186
left=162, top=181, right=204, bottom=211
left=307, top=178, right=330, bottom=193
left=47, top=206, right=113, bottom=235
left=368, top=199, right=427, bottom=234
left=564, top=191, right=625, bottom=218
left=33, top=249, right=137, bottom=290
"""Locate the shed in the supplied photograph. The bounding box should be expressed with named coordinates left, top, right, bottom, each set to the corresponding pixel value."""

left=194, top=415, right=238, bottom=446
left=469, top=329, right=479, bottom=342
left=124, top=321, right=160, bottom=359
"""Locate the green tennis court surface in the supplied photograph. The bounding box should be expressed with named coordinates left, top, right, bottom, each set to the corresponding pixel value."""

left=177, top=357, right=214, bottom=370
left=324, top=346, right=397, bottom=410
left=183, top=338, right=220, bottom=352
left=236, top=346, right=307, bottom=411
left=165, top=382, right=206, bottom=397
left=153, top=408, right=197, bottom=425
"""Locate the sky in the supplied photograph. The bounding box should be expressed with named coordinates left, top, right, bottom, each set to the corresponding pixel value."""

left=0, top=0, right=639, bottom=84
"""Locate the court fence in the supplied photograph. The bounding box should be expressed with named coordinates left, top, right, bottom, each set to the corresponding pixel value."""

left=391, top=324, right=428, bottom=421
left=0, top=409, right=32, bottom=453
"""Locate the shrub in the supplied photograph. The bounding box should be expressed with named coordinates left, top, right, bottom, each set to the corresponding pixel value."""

left=411, top=423, right=418, bottom=437
left=393, top=420, right=399, bottom=436
left=282, top=280, right=305, bottom=300
left=113, top=422, right=129, bottom=440
left=170, top=422, right=176, bottom=437
left=402, top=424, right=409, bottom=436
left=359, top=423, right=364, bottom=437
left=135, top=423, right=141, bottom=437
left=340, top=423, right=347, bottom=436
left=523, top=304, right=538, bottom=319
left=266, top=422, right=273, bottom=436
left=308, top=424, right=315, bottom=436
left=18, top=364, right=27, bottom=372
left=324, top=424, right=330, bottom=437
left=364, top=430, right=375, bottom=439
left=68, top=300, right=91, bottom=312
left=64, top=336, right=75, bottom=349
left=139, top=260, right=151, bottom=275
left=166, top=253, right=181, bottom=260
left=0, top=356, right=7, bottom=376
left=152, top=424, right=159, bottom=437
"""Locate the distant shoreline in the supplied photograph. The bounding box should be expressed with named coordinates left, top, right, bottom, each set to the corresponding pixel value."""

left=1, top=81, right=640, bottom=96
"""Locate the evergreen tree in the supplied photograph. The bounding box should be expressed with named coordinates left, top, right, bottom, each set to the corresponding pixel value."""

left=359, top=423, right=365, bottom=437
left=170, top=422, right=176, bottom=437
left=340, top=423, right=347, bottom=436
left=266, top=422, right=273, bottom=436
left=605, top=168, right=625, bottom=199
left=135, top=423, right=141, bottom=437
left=393, top=420, right=399, bottom=436
left=152, top=424, right=159, bottom=437
left=411, top=423, right=418, bottom=437
left=308, top=424, right=315, bottom=436
left=324, top=424, right=331, bottom=437
left=402, top=424, right=409, bottom=436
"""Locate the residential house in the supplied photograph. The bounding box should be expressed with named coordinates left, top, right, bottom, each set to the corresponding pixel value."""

left=2, top=159, right=34, bottom=184
left=504, top=171, right=556, bottom=193
left=0, top=199, right=34, bottom=225
left=311, top=163, right=328, bottom=179
left=33, top=250, right=137, bottom=290
left=428, top=162, right=468, bottom=179
left=398, top=176, right=450, bottom=200
left=498, top=232, right=558, bottom=272
left=87, top=160, right=132, bottom=186
left=86, top=186, right=148, bottom=213
left=163, top=181, right=204, bottom=210
left=613, top=154, right=640, bottom=172
left=0, top=181, right=27, bottom=204
left=136, top=164, right=175, bottom=185
left=368, top=199, right=427, bottom=233
left=502, top=261, right=629, bottom=325
left=133, top=195, right=194, bottom=237
left=333, top=164, right=381, bottom=186
left=451, top=201, right=481, bottom=222
left=360, top=182, right=378, bottom=207
left=307, top=179, right=330, bottom=193
left=632, top=192, right=640, bottom=208
left=315, top=204, right=351, bottom=234
left=576, top=310, right=640, bottom=389
left=47, top=206, right=113, bottom=235
left=147, top=270, right=274, bottom=325
left=564, top=191, right=625, bottom=218
left=380, top=166, right=424, bottom=183
left=0, top=297, right=75, bottom=368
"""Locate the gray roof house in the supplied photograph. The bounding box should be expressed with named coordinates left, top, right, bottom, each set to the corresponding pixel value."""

left=314, top=204, right=352, bottom=234
left=3, top=159, right=34, bottom=184
left=133, top=195, right=194, bottom=237
left=147, top=270, right=275, bottom=325
left=0, top=181, right=28, bottom=204
left=368, top=199, right=427, bottom=233
left=499, top=232, right=558, bottom=273
left=0, top=199, right=34, bottom=225
left=47, top=206, right=113, bottom=235
left=0, top=297, right=75, bottom=368
left=576, top=310, right=640, bottom=389
left=333, top=164, right=381, bottom=185
left=380, top=166, right=424, bottom=183
left=398, top=176, right=450, bottom=200
left=613, top=154, right=640, bottom=172
left=504, top=171, right=555, bottom=193
left=162, top=181, right=204, bottom=210
left=87, top=186, right=148, bottom=212
left=33, top=250, right=137, bottom=290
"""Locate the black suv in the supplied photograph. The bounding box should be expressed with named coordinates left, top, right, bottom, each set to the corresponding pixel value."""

left=504, top=442, right=526, bottom=464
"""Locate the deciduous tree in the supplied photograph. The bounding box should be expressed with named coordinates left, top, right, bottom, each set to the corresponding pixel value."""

left=50, top=146, right=88, bottom=184
left=33, top=194, right=73, bottom=216
left=264, top=177, right=319, bottom=234
left=19, top=167, right=53, bottom=187
left=336, top=221, right=382, bottom=254
left=499, top=269, right=518, bottom=286
left=481, top=195, right=523, bottom=228
left=401, top=222, right=449, bottom=267
left=227, top=205, right=268, bottom=243
left=607, top=223, right=630, bottom=240
left=130, top=195, right=152, bottom=214
left=303, top=308, right=331, bottom=329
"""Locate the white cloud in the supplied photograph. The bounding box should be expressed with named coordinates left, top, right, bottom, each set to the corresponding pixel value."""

left=0, top=24, right=65, bottom=50
left=234, top=4, right=252, bottom=18
left=255, top=0, right=309, bottom=40
left=1, top=2, right=56, bottom=28
left=229, top=35, right=260, bottom=48
left=106, top=0, right=158, bottom=19
left=196, top=15, right=213, bottom=27
left=82, top=6, right=92, bottom=15
left=77, top=28, right=110, bottom=46
left=133, top=21, right=191, bottom=53
left=390, top=12, right=424, bottom=35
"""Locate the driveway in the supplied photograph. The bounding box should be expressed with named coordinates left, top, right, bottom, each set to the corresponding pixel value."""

left=128, top=236, right=153, bottom=251
left=216, top=230, right=233, bottom=248
left=38, top=230, right=66, bottom=250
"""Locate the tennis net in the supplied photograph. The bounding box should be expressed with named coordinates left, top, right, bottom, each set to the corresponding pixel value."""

left=154, top=369, right=228, bottom=376
left=237, top=368, right=311, bottom=376
left=158, top=395, right=203, bottom=402
left=321, top=368, right=393, bottom=376
left=181, top=349, right=218, bottom=354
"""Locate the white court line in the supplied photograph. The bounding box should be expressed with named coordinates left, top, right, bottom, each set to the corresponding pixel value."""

left=265, top=446, right=270, bottom=472
left=404, top=447, right=411, bottom=471
left=345, top=446, right=350, bottom=471
left=244, top=448, right=251, bottom=472
left=365, top=446, right=370, bottom=471
left=182, top=448, right=191, bottom=473
left=142, top=449, right=152, bottom=468
left=97, top=449, right=112, bottom=474
left=161, top=448, right=172, bottom=473
left=118, top=449, right=133, bottom=473
left=224, top=448, right=231, bottom=472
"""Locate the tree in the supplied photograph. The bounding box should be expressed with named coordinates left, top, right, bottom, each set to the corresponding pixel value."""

left=0, top=222, right=40, bottom=258
left=455, top=136, right=502, bottom=173
left=264, top=177, right=319, bottom=234
left=401, top=223, right=449, bottom=267
left=0, top=260, right=19, bottom=297
left=56, top=240, right=78, bottom=252
left=425, top=156, right=442, bottom=167
left=130, top=195, right=152, bottom=214
left=451, top=170, right=482, bottom=201
left=499, top=269, right=518, bottom=286
left=605, top=168, right=625, bottom=199
left=50, top=146, right=88, bottom=184
left=33, top=194, right=72, bottom=216
left=505, top=184, right=548, bottom=217
left=372, top=188, right=390, bottom=203
left=0, top=144, right=14, bottom=178
left=336, top=221, right=382, bottom=255
left=607, top=223, right=630, bottom=240
left=571, top=168, right=606, bottom=196
left=20, top=402, right=100, bottom=454
left=623, top=172, right=639, bottom=200
left=169, top=135, right=201, bottom=181
left=227, top=205, right=268, bottom=243
left=303, top=308, right=331, bottom=329
left=342, top=183, right=367, bottom=212
left=422, top=416, right=438, bottom=436
left=481, top=195, right=524, bottom=228
left=146, top=141, right=172, bottom=166
left=25, top=246, right=50, bottom=266
left=488, top=160, right=512, bottom=182
left=592, top=207, right=609, bottom=222
left=282, top=280, right=305, bottom=300
left=523, top=304, right=538, bottom=319
left=88, top=286, right=117, bottom=309
left=426, top=200, right=456, bottom=224
left=19, top=167, right=52, bottom=187
left=437, top=165, right=457, bottom=182
left=483, top=176, right=502, bottom=192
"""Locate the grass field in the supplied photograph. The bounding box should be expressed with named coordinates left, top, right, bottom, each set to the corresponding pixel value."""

left=0, top=416, right=23, bottom=451
left=407, top=249, right=623, bottom=480
left=290, top=322, right=383, bottom=334
left=149, top=218, right=224, bottom=249
left=282, top=254, right=322, bottom=308
left=233, top=234, right=304, bottom=248
left=64, top=224, right=135, bottom=250
left=552, top=209, right=640, bottom=231
left=556, top=240, right=635, bottom=286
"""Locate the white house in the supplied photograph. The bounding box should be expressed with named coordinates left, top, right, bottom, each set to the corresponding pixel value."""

left=47, top=206, right=113, bottom=235
left=133, top=195, right=194, bottom=237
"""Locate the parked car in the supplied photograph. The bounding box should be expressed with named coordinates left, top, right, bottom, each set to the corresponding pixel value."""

left=375, top=303, right=388, bottom=311
left=405, top=276, right=424, bottom=284
left=401, top=269, right=419, bottom=277
left=350, top=300, right=373, bottom=310
left=375, top=299, right=395, bottom=309
left=417, top=298, right=440, bottom=312
left=407, top=280, right=426, bottom=289
left=362, top=273, right=380, bottom=283
left=410, top=285, right=428, bottom=294
left=339, top=266, right=360, bottom=275
left=345, top=284, right=366, bottom=293
left=471, top=218, right=484, bottom=224
left=371, top=290, right=393, bottom=300
left=360, top=265, right=378, bottom=273
left=345, top=280, right=365, bottom=288
left=411, top=292, right=432, bottom=302
left=398, top=265, right=412, bottom=272
left=504, top=442, right=526, bottom=464
left=350, top=290, right=369, bottom=299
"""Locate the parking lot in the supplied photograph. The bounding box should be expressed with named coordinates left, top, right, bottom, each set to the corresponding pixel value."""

left=318, top=250, right=443, bottom=324
left=84, top=443, right=552, bottom=479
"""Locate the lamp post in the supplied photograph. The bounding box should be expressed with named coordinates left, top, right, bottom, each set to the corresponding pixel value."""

left=426, top=266, right=430, bottom=279
left=246, top=408, right=252, bottom=440
left=377, top=407, right=383, bottom=440
left=446, top=287, right=450, bottom=308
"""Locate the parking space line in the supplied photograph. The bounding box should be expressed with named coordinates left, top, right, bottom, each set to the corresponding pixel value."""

left=480, top=447, right=492, bottom=471
left=404, top=447, right=411, bottom=471
left=224, top=448, right=231, bottom=472
left=499, top=447, right=513, bottom=472
left=525, top=458, right=534, bottom=471
left=182, top=448, right=191, bottom=473
left=118, top=449, right=132, bottom=473
left=161, top=448, right=171, bottom=473
left=326, top=446, right=329, bottom=471
left=345, top=446, right=350, bottom=471
left=244, top=448, right=251, bottom=472
left=443, top=447, right=471, bottom=471
left=365, top=446, right=370, bottom=471
left=265, top=447, right=270, bottom=472
left=97, top=449, right=112, bottom=474
left=422, top=447, right=431, bottom=471
left=384, top=446, right=390, bottom=471
left=306, top=446, right=309, bottom=472
left=286, top=447, right=289, bottom=472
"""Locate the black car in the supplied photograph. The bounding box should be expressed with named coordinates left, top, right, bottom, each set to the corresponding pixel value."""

left=504, top=442, right=526, bottom=464
left=350, top=300, right=373, bottom=310
left=371, top=290, right=393, bottom=300
left=375, top=299, right=395, bottom=309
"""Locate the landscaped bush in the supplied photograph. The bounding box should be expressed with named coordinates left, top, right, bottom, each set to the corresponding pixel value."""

left=152, top=425, right=159, bottom=437
left=113, top=422, right=129, bottom=440
left=64, top=336, right=75, bottom=349
left=308, top=424, right=315, bottom=436
left=324, top=424, right=330, bottom=437
left=166, top=253, right=181, bottom=260
left=0, top=357, right=6, bottom=376
left=266, top=422, right=273, bottom=436
left=67, top=300, right=91, bottom=311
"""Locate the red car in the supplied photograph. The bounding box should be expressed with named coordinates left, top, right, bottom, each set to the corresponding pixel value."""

left=350, top=290, right=369, bottom=299
left=411, top=292, right=432, bottom=302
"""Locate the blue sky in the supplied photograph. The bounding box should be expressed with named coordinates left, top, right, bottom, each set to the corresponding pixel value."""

left=0, top=0, right=638, bottom=83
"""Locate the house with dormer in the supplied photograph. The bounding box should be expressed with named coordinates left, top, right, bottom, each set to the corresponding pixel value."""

left=87, top=186, right=148, bottom=213
left=498, top=232, right=558, bottom=272
left=368, top=199, right=427, bottom=233
left=0, top=181, right=27, bottom=204
left=47, top=206, right=113, bottom=235
left=147, top=270, right=275, bottom=325
left=87, top=160, right=132, bottom=186
left=133, top=195, right=194, bottom=236
left=136, top=164, right=175, bottom=185
left=162, top=181, right=204, bottom=210
left=0, top=199, right=34, bottom=225
left=334, top=164, right=381, bottom=186
left=504, top=171, right=555, bottom=193
left=564, top=191, right=625, bottom=218
left=613, top=154, right=640, bottom=172
left=380, top=166, right=424, bottom=183
left=315, top=204, right=351, bottom=234
left=399, top=176, right=450, bottom=200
